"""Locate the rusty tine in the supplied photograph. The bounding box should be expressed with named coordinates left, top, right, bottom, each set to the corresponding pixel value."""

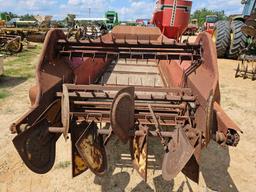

left=69, top=52, right=72, bottom=61
left=235, top=63, right=240, bottom=78
left=93, top=53, right=96, bottom=62
left=88, top=36, right=93, bottom=43
left=81, top=52, right=84, bottom=61
left=100, top=35, right=103, bottom=44
left=244, top=65, right=248, bottom=79
left=124, top=35, right=127, bottom=44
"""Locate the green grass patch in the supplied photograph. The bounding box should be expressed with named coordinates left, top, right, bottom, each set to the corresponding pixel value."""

left=4, top=44, right=42, bottom=79
left=0, top=44, right=42, bottom=100
left=0, top=89, right=10, bottom=99
left=55, top=161, right=71, bottom=169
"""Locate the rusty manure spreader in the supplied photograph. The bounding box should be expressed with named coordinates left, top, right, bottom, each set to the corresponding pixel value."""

left=10, top=25, right=241, bottom=182
left=9, top=25, right=242, bottom=182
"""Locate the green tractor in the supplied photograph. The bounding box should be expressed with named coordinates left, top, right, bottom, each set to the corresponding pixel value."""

left=105, top=11, right=119, bottom=30
left=0, top=13, right=10, bottom=27
left=213, top=0, right=256, bottom=59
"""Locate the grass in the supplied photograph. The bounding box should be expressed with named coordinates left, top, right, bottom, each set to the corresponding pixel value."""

left=3, top=44, right=42, bottom=79
left=55, top=161, right=71, bottom=169
left=0, top=89, right=10, bottom=99
left=0, top=44, right=42, bottom=100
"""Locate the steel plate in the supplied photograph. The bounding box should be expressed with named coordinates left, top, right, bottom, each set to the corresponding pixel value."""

left=130, top=126, right=148, bottom=181
left=162, top=126, right=195, bottom=181
left=111, top=86, right=135, bottom=144
left=182, top=155, right=200, bottom=183
left=12, top=118, right=56, bottom=174
left=75, top=121, right=107, bottom=176
left=71, top=121, right=89, bottom=177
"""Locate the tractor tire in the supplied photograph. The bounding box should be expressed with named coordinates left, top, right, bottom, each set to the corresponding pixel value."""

left=213, top=21, right=231, bottom=58
left=228, top=20, right=247, bottom=59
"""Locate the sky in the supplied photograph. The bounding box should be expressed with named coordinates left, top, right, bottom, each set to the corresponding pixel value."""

left=0, top=0, right=244, bottom=21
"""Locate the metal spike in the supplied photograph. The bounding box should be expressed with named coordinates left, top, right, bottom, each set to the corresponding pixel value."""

left=81, top=52, right=84, bottom=61
left=235, top=63, right=240, bottom=78
left=69, top=52, right=72, bottom=61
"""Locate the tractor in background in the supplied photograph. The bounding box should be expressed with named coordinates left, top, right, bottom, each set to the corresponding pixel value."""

left=0, top=13, right=10, bottom=27
left=213, top=0, right=256, bottom=59
left=202, top=15, right=218, bottom=35
left=105, top=11, right=119, bottom=30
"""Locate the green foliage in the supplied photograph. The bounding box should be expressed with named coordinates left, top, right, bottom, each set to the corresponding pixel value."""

left=0, top=12, right=35, bottom=21
left=1, top=12, right=18, bottom=21
left=20, top=14, right=36, bottom=21
left=191, top=8, right=227, bottom=26
left=0, top=90, right=10, bottom=99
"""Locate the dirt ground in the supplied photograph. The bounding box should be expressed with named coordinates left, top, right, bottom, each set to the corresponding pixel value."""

left=0, top=47, right=256, bottom=192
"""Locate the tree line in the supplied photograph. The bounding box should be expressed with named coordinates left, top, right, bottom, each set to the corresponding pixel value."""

left=2, top=8, right=228, bottom=24
left=191, top=8, right=227, bottom=26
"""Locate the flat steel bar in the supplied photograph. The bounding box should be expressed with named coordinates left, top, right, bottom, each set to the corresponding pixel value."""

left=57, top=39, right=201, bottom=49
left=62, top=46, right=197, bottom=54
left=59, top=50, right=201, bottom=61
left=105, top=70, right=160, bottom=75
left=56, top=92, right=195, bottom=102
left=64, top=84, right=192, bottom=94
left=73, top=101, right=186, bottom=109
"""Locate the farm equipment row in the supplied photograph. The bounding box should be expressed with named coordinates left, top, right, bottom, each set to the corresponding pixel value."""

left=0, top=33, right=23, bottom=53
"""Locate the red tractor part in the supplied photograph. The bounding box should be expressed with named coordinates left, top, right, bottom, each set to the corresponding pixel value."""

left=151, top=0, right=192, bottom=40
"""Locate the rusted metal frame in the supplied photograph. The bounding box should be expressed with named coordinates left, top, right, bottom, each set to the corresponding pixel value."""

left=184, top=59, right=203, bottom=77
left=56, top=92, right=195, bottom=102
left=48, top=125, right=176, bottom=138
left=57, top=39, right=202, bottom=49
left=148, top=104, right=168, bottom=147
left=62, top=84, right=193, bottom=94
left=63, top=46, right=199, bottom=55
left=59, top=50, right=202, bottom=61
left=77, top=105, right=181, bottom=114
left=73, top=101, right=186, bottom=109
left=70, top=111, right=190, bottom=126
left=105, top=70, right=160, bottom=76
left=108, top=62, right=157, bottom=67
left=74, top=102, right=182, bottom=115
left=213, top=102, right=242, bottom=134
